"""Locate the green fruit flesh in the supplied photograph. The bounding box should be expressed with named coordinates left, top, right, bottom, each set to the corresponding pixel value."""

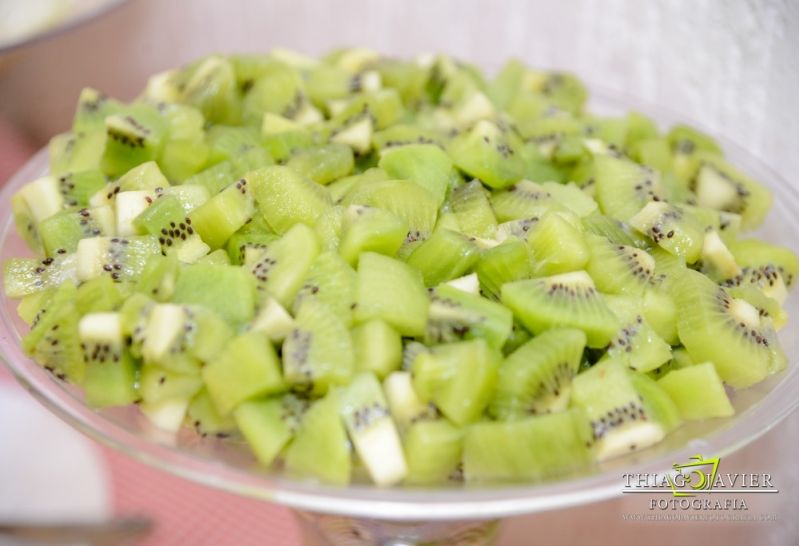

left=2, top=49, right=795, bottom=488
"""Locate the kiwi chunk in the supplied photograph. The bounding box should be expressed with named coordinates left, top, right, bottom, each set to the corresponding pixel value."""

left=426, top=285, right=513, bottom=350
left=249, top=222, right=320, bottom=308
left=172, top=263, right=256, bottom=326
left=378, top=144, right=453, bottom=205
left=527, top=211, right=590, bottom=276
left=339, top=372, right=407, bottom=486
left=604, top=295, right=673, bottom=373
left=450, top=180, right=498, bottom=238
left=235, top=393, right=310, bottom=467
left=352, top=319, right=403, bottom=378
left=21, top=282, right=83, bottom=381
left=463, top=409, right=592, bottom=481
left=4, top=252, right=78, bottom=298
left=491, top=180, right=560, bottom=223
left=585, top=234, right=655, bottom=295
left=412, top=339, right=500, bottom=426
left=403, top=420, right=463, bottom=484
left=593, top=154, right=663, bottom=222
left=79, top=312, right=139, bottom=407
left=448, top=120, right=525, bottom=188
left=202, top=331, right=286, bottom=415
left=501, top=271, right=620, bottom=348
left=338, top=205, right=407, bottom=266
left=101, top=103, right=168, bottom=177
left=284, top=393, right=351, bottom=484
left=474, top=238, right=533, bottom=300
left=283, top=299, right=354, bottom=394
left=354, top=252, right=429, bottom=337
left=658, top=362, right=734, bottom=420
left=188, top=178, right=256, bottom=249
left=672, top=269, right=786, bottom=388
left=343, top=179, right=439, bottom=240
left=250, top=166, right=333, bottom=234
left=490, top=328, right=586, bottom=419
left=406, top=228, right=480, bottom=287
left=691, top=154, right=771, bottom=229
left=629, top=201, right=704, bottom=264
left=571, top=359, right=680, bottom=460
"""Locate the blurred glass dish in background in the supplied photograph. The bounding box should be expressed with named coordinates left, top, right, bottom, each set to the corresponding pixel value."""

left=0, top=0, right=126, bottom=54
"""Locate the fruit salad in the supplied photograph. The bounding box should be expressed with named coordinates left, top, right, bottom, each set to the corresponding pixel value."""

left=3, top=49, right=798, bottom=487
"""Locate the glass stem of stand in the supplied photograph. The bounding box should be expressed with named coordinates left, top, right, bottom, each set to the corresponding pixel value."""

left=294, top=510, right=501, bottom=546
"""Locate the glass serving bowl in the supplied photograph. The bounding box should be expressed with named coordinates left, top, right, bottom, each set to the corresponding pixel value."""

left=1, top=89, right=798, bottom=546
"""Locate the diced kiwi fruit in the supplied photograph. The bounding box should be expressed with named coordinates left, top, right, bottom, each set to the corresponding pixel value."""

left=354, top=252, right=429, bottom=337
left=79, top=312, right=139, bottom=407
left=671, top=268, right=786, bottom=388
left=474, top=238, right=533, bottom=300
left=581, top=212, right=651, bottom=250
left=284, top=393, right=351, bottom=484
left=338, top=372, right=407, bottom=486
left=426, top=285, right=513, bottom=350
left=448, top=121, right=524, bottom=188
left=4, top=252, right=78, bottom=298
left=403, top=419, right=463, bottom=484
left=338, top=205, right=407, bottom=266
left=593, top=154, right=663, bottom=222
left=3, top=50, right=797, bottom=488
left=690, top=154, right=771, bottom=230
left=172, top=262, right=256, bottom=326
left=141, top=303, right=231, bottom=374
left=352, top=319, right=402, bottom=378
left=188, top=178, right=256, bottom=249
left=629, top=201, right=704, bottom=263
left=450, top=179, right=498, bottom=238
left=412, top=338, right=499, bottom=426
left=343, top=179, right=439, bottom=239
left=286, top=143, right=354, bottom=185
left=490, top=328, right=586, bottom=419
left=187, top=389, right=237, bottom=438
left=571, top=359, right=680, bottom=460
left=378, top=144, right=453, bottom=205
left=180, top=56, right=242, bottom=124
left=490, top=180, right=560, bottom=223
left=727, top=238, right=799, bottom=289
left=101, top=103, right=168, bottom=177
left=463, top=409, right=592, bottom=481
left=527, top=211, right=590, bottom=276
left=584, top=234, right=655, bottom=295
left=283, top=299, right=354, bottom=394
left=21, top=282, right=83, bottom=381
left=249, top=165, right=333, bottom=234
left=235, top=393, right=310, bottom=467
left=133, top=195, right=210, bottom=262
left=202, top=331, right=285, bottom=414
left=249, top=222, right=320, bottom=308
left=405, top=228, right=479, bottom=286
left=658, top=362, right=734, bottom=420
left=604, top=295, right=672, bottom=373
left=75, top=275, right=124, bottom=315
left=502, top=271, right=620, bottom=348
